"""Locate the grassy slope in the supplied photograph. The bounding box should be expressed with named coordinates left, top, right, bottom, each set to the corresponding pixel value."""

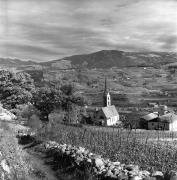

left=0, top=120, right=57, bottom=180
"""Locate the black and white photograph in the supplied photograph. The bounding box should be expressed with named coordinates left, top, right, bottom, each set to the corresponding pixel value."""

left=0, top=0, right=177, bottom=179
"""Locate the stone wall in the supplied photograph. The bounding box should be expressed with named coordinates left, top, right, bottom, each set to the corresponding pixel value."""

left=17, top=133, right=177, bottom=180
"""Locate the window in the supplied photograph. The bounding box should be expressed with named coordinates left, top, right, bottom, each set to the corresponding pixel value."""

left=100, top=115, right=104, bottom=119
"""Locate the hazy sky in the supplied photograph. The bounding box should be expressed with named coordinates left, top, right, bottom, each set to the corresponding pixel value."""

left=0, top=0, right=177, bottom=61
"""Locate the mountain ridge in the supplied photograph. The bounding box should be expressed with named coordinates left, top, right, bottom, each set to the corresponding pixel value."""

left=0, top=57, right=39, bottom=67
left=41, top=50, right=177, bottom=68
left=1, top=50, right=177, bottom=69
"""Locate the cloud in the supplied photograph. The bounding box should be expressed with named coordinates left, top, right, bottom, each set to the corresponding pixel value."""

left=156, top=35, right=177, bottom=50
left=0, top=0, right=177, bottom=61
left=0, top=41, right=64, bottom=61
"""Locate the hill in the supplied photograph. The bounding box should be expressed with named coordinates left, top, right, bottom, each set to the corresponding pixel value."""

left=0, top=58, right=39, bottom=69
left=42, top=50, right=177, bottom=69
left=1, top=50, right=177, bottom=69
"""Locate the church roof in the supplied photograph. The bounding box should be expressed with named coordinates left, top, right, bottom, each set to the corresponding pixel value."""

left=101, top=105, right=119, bottom=119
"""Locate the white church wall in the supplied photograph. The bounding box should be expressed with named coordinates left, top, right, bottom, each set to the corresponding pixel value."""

left=107, top=116, right=119, bottom=126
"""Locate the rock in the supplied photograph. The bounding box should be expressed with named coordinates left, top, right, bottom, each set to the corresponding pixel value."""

left=128, top=170, right=139, bottom=177
left=114, top=169, right=120, bottom=176
left=78, top=147, right=85, bottom=153
left=117, top=171, right=128, bottom=180
left=66, top=144, right=72, bottom=150
left=144, top=177, right=158, bottom=180
left=0, top=159, right=11, bottom=174
left=125, top=164, right=139, bottom=172
left=105, top=169, right=117, bottom=178
left=61, top=147, right=66, bottom=153
left=93, top=158, right=105, bottom=169
left=99, top=168, right=107, bottom=175
left=86, top=158, right=92, bottom=163
left=65, top=150, right=70, bottom=155
left=130, top=176, right=142, bottom=180
left=140, top=170, right=150, bottom=178
left=105, top=162, right=112, bottom=167
left=164, top=170, right=177, bottom=180
left=151, top=171, right=164, bottom=180
left=75, top=156, right=84, bottom=165
left=152, top=171, right=164, bottom=177
left=112, top=161, right=120, bottom=166
left=93, top=167, right=98, bottom=173
left=109, top=165, right=115, bottom=170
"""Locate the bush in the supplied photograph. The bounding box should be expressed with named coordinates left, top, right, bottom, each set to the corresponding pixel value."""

left=0, top=70, right=35, bottom=109
left=11, top=104, right=41, bottom=128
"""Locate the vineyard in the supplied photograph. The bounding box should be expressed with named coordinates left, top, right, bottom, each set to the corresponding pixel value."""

left=37, top=123, right=177, bottom=172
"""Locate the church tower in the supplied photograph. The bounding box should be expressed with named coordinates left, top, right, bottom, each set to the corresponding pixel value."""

left=103, top=78, right=111, bottom=107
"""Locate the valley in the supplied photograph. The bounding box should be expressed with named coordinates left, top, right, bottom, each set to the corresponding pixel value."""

left=1, top=50, right=177, bottom=110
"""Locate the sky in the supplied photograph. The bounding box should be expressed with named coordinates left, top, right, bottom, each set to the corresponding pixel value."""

left=0, top=0, right=177, bottom=61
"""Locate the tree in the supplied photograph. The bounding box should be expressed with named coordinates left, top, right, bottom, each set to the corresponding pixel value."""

left=0, top=70, right=35, bottom=109
left=121, top=113, right=140, bottom=129
left=60, top=84, right=88, bottom=124
left=33, top=87, right=62, bottom=121
left=61, top=84, right=88, bottom=109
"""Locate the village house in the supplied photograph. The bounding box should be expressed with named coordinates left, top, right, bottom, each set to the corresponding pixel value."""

left=147, top=113, right=177, bottom=131
left=140, top=104, right=177, bottom=131
left=159, top=113, right=177, bottom=131
left=140, top=112, right=158, bottom=129
left=93, top=78, right=120, bottom=126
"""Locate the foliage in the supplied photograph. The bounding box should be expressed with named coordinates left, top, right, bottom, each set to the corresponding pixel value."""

left=11, top=103, right=40, bottom=123
left=60, top=84, right=74, bottom=97
left=63, top=104, right=87, bottom=124
left=20, top=103, right=40, bottom=119
left=0, top=70, right=35, bottom=109
left=33, top=87, right=62, bottom=121
left=60, top=84, right=88, bottom=123
left=120, top=114, right=140, bottom=129
left=11, top=103, right=42, bottom=130
left=61, top=84, right=88, bottom=107
left=25, top=70, right=43, bottom=84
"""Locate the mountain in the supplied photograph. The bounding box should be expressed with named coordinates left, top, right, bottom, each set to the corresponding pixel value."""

left=42, top=50, right=177, bottom=69
left=1, top=50, right=177, bottom=69
left=0, top=58, right=39, bottom=68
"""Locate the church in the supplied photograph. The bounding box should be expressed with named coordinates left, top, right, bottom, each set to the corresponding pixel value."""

left=94, top=79, right=120, bottom=126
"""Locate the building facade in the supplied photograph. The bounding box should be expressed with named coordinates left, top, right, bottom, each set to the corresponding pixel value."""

left=94, top=78, right=119, bottom=126
left=144, top=113, right=177, bottom=131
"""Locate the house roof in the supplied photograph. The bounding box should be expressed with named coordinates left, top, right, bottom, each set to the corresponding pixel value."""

left=101, top=105, right=119, bottom=119
left=141, top=113, right=158, bottom=121
left=159, top=113, right=177, bottom=123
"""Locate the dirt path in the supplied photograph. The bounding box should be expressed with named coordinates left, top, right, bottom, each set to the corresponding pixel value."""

left=0, top=120, right=58, bottom=180
left=24, top=148, right=58, bottom=180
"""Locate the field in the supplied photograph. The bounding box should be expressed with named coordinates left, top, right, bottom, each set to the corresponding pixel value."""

left=37, top=123, right=177, bottom=173
left=39, top=66, right=177, bottom=109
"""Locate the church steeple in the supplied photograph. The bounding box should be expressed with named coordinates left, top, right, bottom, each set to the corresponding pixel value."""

left=104, top=77, right=107, bottom=93
left=103, top=77, right=111, bottom=107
